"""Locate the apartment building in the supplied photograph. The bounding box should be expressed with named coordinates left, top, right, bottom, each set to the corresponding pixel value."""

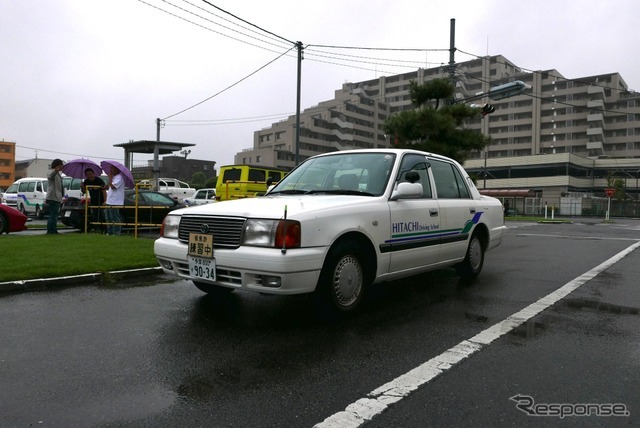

left=0, top=141, right=16, bottom=191
left=235, top=55, right=640, bottom=214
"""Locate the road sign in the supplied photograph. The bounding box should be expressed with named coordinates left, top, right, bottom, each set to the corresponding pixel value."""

left=605, top=188, right=615, bottom=198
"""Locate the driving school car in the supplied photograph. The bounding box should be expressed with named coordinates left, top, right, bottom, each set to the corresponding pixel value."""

left=154, top=148, right=506, bottom=314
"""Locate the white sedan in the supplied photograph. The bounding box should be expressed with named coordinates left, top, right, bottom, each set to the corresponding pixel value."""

left=154, top=149, right=506, bottom=314
left=183, top=188, right=216, bottom=206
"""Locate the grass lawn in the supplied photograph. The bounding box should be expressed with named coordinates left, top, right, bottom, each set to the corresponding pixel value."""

left=0, top=233, right=158, bottom=282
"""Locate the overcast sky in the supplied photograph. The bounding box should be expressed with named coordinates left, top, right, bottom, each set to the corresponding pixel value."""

left=2, top=0, right=639, bottom=170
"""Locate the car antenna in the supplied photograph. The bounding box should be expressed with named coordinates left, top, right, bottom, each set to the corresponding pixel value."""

left=281, top=205, right=288, bottom=254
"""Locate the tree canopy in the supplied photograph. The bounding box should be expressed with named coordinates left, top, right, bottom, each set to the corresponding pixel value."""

left=383, top=78, right=491, bottom=163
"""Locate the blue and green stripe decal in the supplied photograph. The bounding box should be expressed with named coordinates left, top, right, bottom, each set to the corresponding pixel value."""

left=380, top=211, right=483, bottom=253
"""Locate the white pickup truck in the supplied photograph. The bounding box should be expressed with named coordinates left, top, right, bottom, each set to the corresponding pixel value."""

left=142, top=178, right=192, bottom=202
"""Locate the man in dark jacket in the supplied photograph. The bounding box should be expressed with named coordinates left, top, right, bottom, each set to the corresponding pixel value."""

left=45, top=158, right=64, bottom=234
left=81, top=168, right=107, bottom=232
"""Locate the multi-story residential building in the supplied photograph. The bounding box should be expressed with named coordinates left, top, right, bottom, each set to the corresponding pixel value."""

left=236, top=55, right=640, bottom=215
left=0, top=141, right=16, bottom=190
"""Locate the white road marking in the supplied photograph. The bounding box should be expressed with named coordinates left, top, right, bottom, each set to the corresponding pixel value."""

left=314, top=241, right=640, bottom=428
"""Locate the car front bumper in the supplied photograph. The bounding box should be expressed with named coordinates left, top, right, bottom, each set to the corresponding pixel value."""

left=154, top=237, right=328, bottom=295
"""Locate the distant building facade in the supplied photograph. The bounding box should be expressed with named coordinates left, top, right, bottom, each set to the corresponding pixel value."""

left=235, top=54, right=640, bottom=215
left=15, top=158, right=56, bottom=180
left=0, top=141, right=16, bottom=190
left=131, top=155, right=216, bottom=183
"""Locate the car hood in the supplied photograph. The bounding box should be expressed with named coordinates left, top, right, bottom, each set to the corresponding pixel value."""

left=173, top=194, right=381, bottom=219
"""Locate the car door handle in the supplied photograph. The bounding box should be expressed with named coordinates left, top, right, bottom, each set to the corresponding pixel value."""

left=429, top=208, right=439, bottom=217
left=469, top=207, right=476, bottom=214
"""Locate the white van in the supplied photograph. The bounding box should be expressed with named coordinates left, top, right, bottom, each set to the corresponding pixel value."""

left=0, top=176, right=83, bottom=218
left=1, top=177, right=48, bottom=217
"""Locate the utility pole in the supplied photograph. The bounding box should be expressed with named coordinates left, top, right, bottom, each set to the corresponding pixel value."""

left=448, top=18, right=456, bottom=104
left=154, top=118, right=161, bottom=191
left=294, top=41, right=303, bottom=165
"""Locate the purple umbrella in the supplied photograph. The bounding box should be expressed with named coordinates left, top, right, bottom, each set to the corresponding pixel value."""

left=61, top=158, right=103, bottom=179
left=100, top=160, right=135, bottom=189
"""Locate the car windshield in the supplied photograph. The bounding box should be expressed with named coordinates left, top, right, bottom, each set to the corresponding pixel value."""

left=269, top=152, right=396, bottom=197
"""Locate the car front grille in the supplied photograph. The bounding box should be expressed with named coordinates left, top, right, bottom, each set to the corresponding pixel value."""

left=178, top=215, right=246, bottom=248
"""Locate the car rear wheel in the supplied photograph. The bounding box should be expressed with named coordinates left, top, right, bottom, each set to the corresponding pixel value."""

left=35, top=205, right=43, bottom=219
left=314, top=240, right=367, bottom=314
left=455, top=233, right=485, bottom=279
left=193, top=281, right=234, bottom=295
left=0, top=213, right=7, bottom=234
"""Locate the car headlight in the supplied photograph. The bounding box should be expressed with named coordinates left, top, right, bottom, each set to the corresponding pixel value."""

left=161, top=215, right=181, bottom=239
left=243, top=219, right=300, bottom=248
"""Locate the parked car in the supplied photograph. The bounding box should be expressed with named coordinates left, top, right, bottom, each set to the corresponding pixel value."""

left=139, top=178, right=192, bottom=202
left=155, top=148, right=506, bottom=314
left=183, top=188, right=216, bottom=206
left=0, top=204, right=29, bottom=234
left=61, top=190, right=184, bottom=232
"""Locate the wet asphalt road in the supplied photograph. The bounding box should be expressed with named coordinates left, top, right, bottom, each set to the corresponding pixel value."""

left=1, top=218, right=639, bottom=427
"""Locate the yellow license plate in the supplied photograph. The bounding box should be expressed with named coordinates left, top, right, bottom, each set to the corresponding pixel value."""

left=188, top=232, right=214, bottom=258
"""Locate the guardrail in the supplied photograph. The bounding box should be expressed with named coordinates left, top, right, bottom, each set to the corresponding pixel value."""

left=81, top=183, right=163, bottom=238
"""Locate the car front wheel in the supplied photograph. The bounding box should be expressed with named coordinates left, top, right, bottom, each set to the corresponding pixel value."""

left=315, top=240, right=367, bottom=314
left=455, top=233, right=485, bottom=279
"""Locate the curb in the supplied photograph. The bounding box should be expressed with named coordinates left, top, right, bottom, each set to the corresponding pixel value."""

left=0, top=267, right=165, bottom=293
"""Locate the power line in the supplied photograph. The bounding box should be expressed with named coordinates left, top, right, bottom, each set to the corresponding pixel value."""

left=162, top=46, right=296, bottom=120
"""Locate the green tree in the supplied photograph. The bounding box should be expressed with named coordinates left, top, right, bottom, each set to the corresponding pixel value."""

left=204, top=176, right=217, bottom=188
left=383, top=78, right=491, bottom=163
left=190, top=172, right=206, bottom=189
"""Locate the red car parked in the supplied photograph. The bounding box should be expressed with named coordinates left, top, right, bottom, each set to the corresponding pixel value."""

left=0, top=204, right=28, bottom=234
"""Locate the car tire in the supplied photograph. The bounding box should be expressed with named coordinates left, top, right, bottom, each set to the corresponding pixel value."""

left=35, top=205, right=42, bottom=219
left=19, top=204, right=27, bottom=215
left=455, top=233, right=485, bottom=279
left=314, top=240, right=367, bottom=315
left=0, top=213, right=7, bottom=234
left=193, top=281, right=234, bottom=295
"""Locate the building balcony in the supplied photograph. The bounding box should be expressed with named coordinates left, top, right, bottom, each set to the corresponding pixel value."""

left=586, top=141, right=604, bottom=151
left=586, top=127, right=603, bottom=137
left=587, top=99, right=605, bottom=110
left=587, top=85, right=606, bottom=98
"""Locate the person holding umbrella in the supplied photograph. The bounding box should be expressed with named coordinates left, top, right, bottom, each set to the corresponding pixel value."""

left=105, top=165, right=125, bottom=235
left=81, top=168, right=107, bottom=232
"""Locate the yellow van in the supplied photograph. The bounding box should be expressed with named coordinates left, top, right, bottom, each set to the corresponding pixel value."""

left=215, top=165, right=289, bottom=201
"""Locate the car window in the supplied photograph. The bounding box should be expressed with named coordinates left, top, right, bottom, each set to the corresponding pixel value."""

left=396, top=153, right=432, bottom=198
left=273, top=152, right=394, bottom=196
left=194, top=191, right=206, bottom=200
left=248, top=169, right=266, bottom=182
left=268, top=171, right=282, bottom=181
left=19, top=181, right=36, bottom=192
left=222, top=168, right=241, bottom=182
left=140, top=192, right=175, bottom=206
left=429, top=159, right=471, bottom=199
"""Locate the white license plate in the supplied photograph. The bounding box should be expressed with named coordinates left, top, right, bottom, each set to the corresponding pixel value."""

left=64, top=211, right=71, bottom=217
left=188, top=256, right=216, bottom=281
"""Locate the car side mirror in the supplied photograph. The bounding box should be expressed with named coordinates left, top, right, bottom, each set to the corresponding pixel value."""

left=390, top=182, right=423, bottom=200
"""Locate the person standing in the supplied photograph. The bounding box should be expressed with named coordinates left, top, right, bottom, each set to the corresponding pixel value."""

left=105, top=165, right=125, bottom=235
left=81, top=168, right=107, bottom=232
left=45, top=158, right=65, bottom=234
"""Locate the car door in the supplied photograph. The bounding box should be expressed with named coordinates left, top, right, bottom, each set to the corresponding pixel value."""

left=428, top=158, right=478, bottom=264
left=387, top=153, right=442, bottom=275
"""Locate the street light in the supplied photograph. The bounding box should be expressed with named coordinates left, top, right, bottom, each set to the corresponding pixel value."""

left=487, top=80, right=531, bottom=100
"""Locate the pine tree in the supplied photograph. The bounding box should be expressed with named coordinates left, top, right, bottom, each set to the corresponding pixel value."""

left=383, top=78, right=491, bottom=163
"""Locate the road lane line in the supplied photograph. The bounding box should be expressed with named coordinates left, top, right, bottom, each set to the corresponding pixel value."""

left=314, top=240, right=640, bottom=428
